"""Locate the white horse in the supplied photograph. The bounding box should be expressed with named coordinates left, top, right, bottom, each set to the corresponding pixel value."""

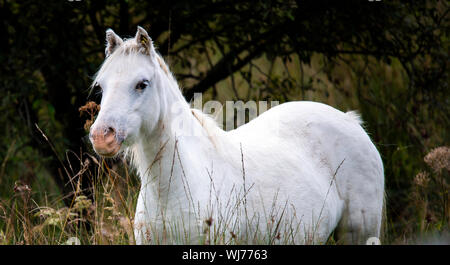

left=89, top=27, right=384, bottom=245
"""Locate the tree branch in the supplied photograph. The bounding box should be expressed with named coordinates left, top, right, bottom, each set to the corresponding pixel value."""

left=183, top=22, right=287, bottom=100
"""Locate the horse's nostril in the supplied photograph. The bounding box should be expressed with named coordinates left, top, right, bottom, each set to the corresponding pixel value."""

left=105, top=127, right=116, bottom=136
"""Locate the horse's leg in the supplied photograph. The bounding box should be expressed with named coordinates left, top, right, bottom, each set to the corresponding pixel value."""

left=133, top=191, right=152, bottom=245
left=335, top=183, right=383, bottom=244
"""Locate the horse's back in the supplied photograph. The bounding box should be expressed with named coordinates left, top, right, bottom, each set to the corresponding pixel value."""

left=237, top=100, right=384, bottom=201
left=231, top=101, right=381, bottom=173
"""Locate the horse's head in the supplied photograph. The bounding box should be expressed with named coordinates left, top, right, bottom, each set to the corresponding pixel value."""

left=89, top=27, right=164, bottom=157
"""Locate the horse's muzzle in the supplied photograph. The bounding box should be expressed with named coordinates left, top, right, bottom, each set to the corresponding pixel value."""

left=89, top=126, right=122, bottom=157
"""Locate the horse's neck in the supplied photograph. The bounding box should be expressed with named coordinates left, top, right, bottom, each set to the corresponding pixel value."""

left=132, top=78, right=216, bottom=211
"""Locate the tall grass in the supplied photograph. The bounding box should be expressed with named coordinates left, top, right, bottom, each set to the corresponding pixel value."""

left=0, top=138, right=355, bottom=245
left=4, top=140, right=446, bottom=245
left=0, top=151, right=138, bottom=245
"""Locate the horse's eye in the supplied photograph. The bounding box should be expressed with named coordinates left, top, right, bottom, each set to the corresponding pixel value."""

left=136, top=80, right=149, bottom=90
left=93, top=83, right=102, bottom=92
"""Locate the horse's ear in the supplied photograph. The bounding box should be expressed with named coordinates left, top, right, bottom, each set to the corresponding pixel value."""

left=105, top=29, right=123, bottom=57
left=135, top=26, right=156, bottom=57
